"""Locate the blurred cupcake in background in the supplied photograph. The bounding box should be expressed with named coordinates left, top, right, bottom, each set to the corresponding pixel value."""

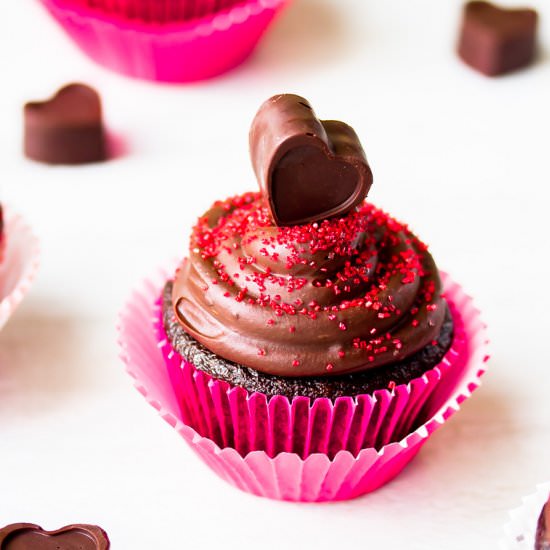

left=39, top=0, right=291, bottom=82
left=0, top=206, right=40, bottom=331
left=501, top=483, right=550, bottom=550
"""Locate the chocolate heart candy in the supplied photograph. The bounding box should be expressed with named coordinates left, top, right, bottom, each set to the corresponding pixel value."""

left=457, top=1, right=538, bottom=76
left=24, top=84, right=106, bottom=165
left=249, top=94, right=373, bottom=226
left=0, top=524, right=109, bottom=550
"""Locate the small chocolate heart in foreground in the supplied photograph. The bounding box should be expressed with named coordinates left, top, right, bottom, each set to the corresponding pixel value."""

left=457, top=1, right=538, bottom=76
left=249, top=94, right=373, bottom=226
left=24, top=83, right=106, bottom=165
left=0, top=523, right=109, bottom=550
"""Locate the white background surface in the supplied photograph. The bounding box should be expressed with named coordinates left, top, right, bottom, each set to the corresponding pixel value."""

left=1, top=0, right=550, bottom=548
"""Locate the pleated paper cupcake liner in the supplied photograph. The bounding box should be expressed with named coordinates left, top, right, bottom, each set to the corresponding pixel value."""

left=59, top=0, right=247, bottom=23
left=501, top=483, right=550, bottom=549
left=0, top=209, right=40, bottom=331
left=118, top=268, right=488, bottom=501
left=154, top=280, right=474, bottom=459
left=39, top=0, right=290, bottom=82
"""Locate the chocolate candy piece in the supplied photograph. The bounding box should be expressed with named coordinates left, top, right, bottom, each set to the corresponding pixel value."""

left=457, top=1, right=538, bottom=76
left=249, top=94, right=373, bottom=226
left=0, top=524, right=109, bottom=550
left=24, top=84, right=106, bottom=164
left=536, top=497, right=550, bottom=550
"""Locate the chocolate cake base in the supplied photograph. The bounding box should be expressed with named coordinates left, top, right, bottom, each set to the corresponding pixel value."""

left=161, top=281, right=454, bottom=400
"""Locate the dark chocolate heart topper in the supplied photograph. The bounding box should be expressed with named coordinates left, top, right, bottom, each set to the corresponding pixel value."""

left=0, top=523, right=109, bottom=550
left=249, top=94, right=373, bottom=226
left=24, top=83, right=106, bottom=165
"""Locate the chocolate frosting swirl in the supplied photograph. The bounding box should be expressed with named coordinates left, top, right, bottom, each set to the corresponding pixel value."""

left=172, top=193, right=447, bottom=378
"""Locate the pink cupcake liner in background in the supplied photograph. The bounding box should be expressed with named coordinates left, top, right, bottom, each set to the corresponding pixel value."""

left=0, top=209, right=40, bottom=331
left=39, top=0, right=291, bottom=82
left=119, top=268, right=488, bottom=501
left=62, top=0, right=247, bottom=22
left=501, top=483, right=550, bottom=550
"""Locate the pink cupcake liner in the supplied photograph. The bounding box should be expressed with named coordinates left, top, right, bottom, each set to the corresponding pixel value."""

left=57, top=0, right=246, bottom=23
left=155, top=289, right=468, bottom=459
left=119, top=268, right=488, bottom=501
left=0, top=209, right=40, bottom=331
left=39, top=0, right=290, bottom=82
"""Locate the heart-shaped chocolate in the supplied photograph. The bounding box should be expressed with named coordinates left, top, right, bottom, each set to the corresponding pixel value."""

left=457, top=1, right=538, bottom=76
left=24, top=83, right=106, bottom=165
left=0, top=524, right=109, bottom=550
left=249, top=94, right=373, bottom=226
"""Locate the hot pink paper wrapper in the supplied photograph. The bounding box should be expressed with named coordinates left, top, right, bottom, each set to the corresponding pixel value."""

left=39, top=0, right=290, bottom=82
left=61, top=0, right=247, bottom=23
left=0, top=209, right=40, bottom=331
left=119, top=268, right=488, bottom=501
left=154, top=287, right=473, bottom=459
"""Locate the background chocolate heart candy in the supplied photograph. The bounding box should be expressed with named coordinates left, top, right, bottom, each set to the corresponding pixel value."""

left=457, top=1, right=538, bottom=76
left=249, top=94, right=373, bottom=226
left=24, top=83, right=106, bottom=165
left=0, top=523, right=109, bottom=550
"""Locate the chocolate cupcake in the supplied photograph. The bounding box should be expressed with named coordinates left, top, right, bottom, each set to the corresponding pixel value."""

left=117, top=93, right=486, bottom=500
left=0, top=205, right=40, bottom=331
left=537, top=494, right=550, bottom=550
left=166, top=95, right=453, bottom=400
left=163, top=198, right=454, bottom=400
left=40, top=0, right=290, bottom=82
left=501, top=484, right=550, bottom=549
left=154, top=93, right=468, bottom=453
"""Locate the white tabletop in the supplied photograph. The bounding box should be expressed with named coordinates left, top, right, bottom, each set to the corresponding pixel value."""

left=1, top=0, right=550, bottom=548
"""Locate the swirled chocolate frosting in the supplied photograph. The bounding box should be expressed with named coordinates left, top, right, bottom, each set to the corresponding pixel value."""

left=172, top=192, right=447, bottom=378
